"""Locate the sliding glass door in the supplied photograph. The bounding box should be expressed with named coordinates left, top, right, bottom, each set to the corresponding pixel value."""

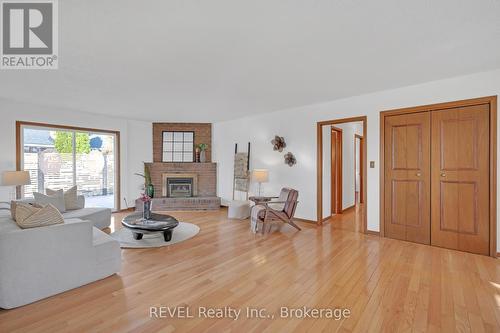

left=19, top=123, right=119, bottom=210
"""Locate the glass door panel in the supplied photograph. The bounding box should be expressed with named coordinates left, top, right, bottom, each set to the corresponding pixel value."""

left=22, top=127, right=74, bottom=198
left=75, top=131, right=116, bottom=209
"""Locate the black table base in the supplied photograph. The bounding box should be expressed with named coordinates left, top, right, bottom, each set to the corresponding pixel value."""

left=122, top=212, right=179, bottom=243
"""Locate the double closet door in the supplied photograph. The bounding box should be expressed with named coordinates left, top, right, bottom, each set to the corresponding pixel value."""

left=384, top=103, right=490, bottom=255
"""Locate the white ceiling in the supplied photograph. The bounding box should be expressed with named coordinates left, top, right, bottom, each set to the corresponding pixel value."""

left=1, top=0, right=500, bottom=122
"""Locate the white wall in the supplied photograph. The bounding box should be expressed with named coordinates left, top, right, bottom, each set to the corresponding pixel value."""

left=126, top=120, right=154, bottom=208
left=0, top=98, right=152, bottom=208
left=213, top=68, right=500, bottom=249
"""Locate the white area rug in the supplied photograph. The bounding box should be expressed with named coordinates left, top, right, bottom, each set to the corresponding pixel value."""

left=110, top=222, right=200, bottom=249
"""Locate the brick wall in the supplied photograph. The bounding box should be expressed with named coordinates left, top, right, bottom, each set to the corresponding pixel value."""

left=153, top=123, right=212, bottom=162
left=146, top=162, right=217, bottom=197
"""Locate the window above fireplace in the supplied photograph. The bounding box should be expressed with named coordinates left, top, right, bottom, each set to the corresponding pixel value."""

left=162, top=131, right=194, bottom=162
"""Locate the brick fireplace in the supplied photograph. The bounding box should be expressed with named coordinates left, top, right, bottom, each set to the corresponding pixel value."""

left=136, top=122, right=221, bottom=211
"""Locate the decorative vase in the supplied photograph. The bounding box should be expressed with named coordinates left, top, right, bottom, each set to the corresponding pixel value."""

left=195, top=149, right=200, bottom=162
left=200, top=150, right=206, bottom=163
left=146, top=184, right=155, bottom=198
left=143, top=201, right=152, bottom=220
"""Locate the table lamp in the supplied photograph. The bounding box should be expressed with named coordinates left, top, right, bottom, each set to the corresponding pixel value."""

left=252, top=169, right=269, bottom=196
left=1, top=171, right=31, bottom=200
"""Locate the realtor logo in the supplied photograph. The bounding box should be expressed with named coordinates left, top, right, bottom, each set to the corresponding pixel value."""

left=1, top=0, right=58, bottom=69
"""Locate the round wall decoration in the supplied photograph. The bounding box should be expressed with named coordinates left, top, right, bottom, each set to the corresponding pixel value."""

left=284, top=152, right=296, bottom=167
left=271, top=135, right=286, bottom=152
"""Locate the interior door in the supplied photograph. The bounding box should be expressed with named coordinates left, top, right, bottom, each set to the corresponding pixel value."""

left=331, top=127, right=342, bottom=214
left=384, top=112, right=431, bottom=244
left=430, top=104, right=490, bottom=255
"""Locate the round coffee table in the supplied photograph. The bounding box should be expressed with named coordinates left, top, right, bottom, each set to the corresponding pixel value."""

left=122, top=212, right=179, bottom=242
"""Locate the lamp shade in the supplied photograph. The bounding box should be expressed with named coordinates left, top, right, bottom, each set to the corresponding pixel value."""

left=1, top=171, right=31, bottom=186
left=252, top=169, right=269, bottom=183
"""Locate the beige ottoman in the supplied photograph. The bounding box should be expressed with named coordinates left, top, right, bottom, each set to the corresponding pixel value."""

left=228, top=200, right=251, bottom=219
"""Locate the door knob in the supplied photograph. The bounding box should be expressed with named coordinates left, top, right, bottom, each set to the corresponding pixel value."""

left=416, top=172, right=421, bottom=177
left=440, top=173, right=446, bottom=177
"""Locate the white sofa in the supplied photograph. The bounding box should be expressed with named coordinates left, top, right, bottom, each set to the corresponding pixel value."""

left=0, top=197, right=121, bottom=309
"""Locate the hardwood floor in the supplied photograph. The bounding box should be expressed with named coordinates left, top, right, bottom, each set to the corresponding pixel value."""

left=1, top=208, right=500, bottom=332
left=325, top=203, right=365, bottom=233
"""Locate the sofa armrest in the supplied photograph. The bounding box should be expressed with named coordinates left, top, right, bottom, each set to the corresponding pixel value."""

left=0, top=220, right=96, bottom=309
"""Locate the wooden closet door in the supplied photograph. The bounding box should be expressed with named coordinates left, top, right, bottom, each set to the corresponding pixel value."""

left=431, top=104, right=490, bottom=255
left=384, top=112, right=431, bottom=244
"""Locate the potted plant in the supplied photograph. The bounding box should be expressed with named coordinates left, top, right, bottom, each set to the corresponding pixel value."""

left=197, top=143, right=208, bottom=163
left=135, top=163, right=154, bottom=198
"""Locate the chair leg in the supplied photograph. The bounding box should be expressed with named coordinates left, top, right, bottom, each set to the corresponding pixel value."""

left=287, top=219, right=302, bottom=231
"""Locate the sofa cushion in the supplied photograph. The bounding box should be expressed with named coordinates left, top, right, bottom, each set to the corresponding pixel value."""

left=47, top=186, right=80, bottom=210
left=62, top=208, right=111, bottom=229
left=33, top=192, right=66, bottom=213
left=15, top=203, right=64, bottom=229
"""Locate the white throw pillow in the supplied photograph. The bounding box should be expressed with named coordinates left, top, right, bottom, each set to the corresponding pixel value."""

left=46, top=186, right=79, bottom=210
left=14, top=202, right=64, bottom=229
left=33, top=191, right=66, bottom=213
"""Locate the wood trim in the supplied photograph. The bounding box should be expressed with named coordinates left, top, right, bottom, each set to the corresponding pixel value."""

left=15, top=121, right=121, bottom=210
left=15, top=121, right=22, bottom=199
left=379, top=96, right=497, bottom=257
left=355, top=134, right=364, bottom=204
left=116, top=130, right=121, bottom=211
left=15, top=121, right=121, bottom=135
left=490, top=96, right=497, bottom=258
left=316, top=116, right=367, bottom=235
left=316, top=121, right=323, bottom=224
left=293, top=217, right=317, bottom=224
left=331, top=126, right=343, bottom=215
left=362, top=118, right=367, bottom=233
left=379, top=114, right=385, bottom=238
left=317, top=116, right=369, bottom=127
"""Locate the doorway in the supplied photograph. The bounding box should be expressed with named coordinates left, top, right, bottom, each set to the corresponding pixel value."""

left=317, top=116, right=367, bottom=233
left=380, top=96, right=497, bottom=256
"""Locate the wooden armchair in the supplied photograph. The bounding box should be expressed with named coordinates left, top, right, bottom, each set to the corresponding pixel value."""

left=251, top=188, right=301, bottom=234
